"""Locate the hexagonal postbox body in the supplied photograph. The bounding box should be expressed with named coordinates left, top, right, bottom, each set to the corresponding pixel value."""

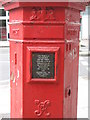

left=2, top=1, right=86, bottom=118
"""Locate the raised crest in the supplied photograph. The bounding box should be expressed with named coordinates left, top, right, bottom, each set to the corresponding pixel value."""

left=34, top=100, right=51, bottom=117
left=30, top=7, right=56, bottom=21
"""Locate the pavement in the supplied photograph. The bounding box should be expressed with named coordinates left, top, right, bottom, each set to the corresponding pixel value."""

left=79, top=39, right=90, bottom=56
left=0, top=47, right=10, bottom=119
left=77, top=56, right=89, bottom=118
left=78, top=40, right=89, bottom=118
left=0, top=43, right=89, bottom=119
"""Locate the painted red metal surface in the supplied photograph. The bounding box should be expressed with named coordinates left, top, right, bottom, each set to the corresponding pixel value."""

left=1, top=1, right=86, bottom=118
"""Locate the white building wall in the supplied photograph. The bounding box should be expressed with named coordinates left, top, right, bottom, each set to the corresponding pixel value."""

left=81, top=15, right=88, bottom=40
left=81, top=6, right=89, bottom=40
left=88, top=6, right=90, bottom=40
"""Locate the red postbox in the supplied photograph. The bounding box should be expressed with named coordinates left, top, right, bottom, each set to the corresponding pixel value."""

left=1, top=1, right=86, bottom=118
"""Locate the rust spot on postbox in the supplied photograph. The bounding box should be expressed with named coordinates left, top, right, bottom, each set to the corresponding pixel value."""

left=10, top=72, right=14, bottom=81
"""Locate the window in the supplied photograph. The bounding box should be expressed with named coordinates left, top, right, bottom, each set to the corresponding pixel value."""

left=0, top=20, right=6, bottom=27
left=0, top=9, right=6, bottom=16
left=0, top=20, right=7, bottom=41
left=80, top=18, right=82, bottom=31
left=0, top=8, right=9, bottom=41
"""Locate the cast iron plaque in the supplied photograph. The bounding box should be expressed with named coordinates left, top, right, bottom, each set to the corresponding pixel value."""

left=32, top=52, right=55, bottom=79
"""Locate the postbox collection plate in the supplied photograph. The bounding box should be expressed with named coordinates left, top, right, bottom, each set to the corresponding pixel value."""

left=26, top=47, right=59, bottom=82
left=32, top=52, right=55, bottom=79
